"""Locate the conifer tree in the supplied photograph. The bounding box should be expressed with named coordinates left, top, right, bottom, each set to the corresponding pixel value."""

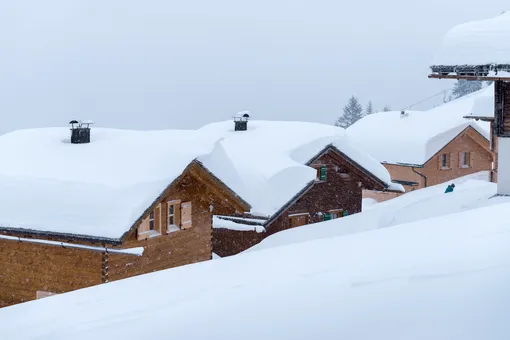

left=335, top=96, right=364, bottom=128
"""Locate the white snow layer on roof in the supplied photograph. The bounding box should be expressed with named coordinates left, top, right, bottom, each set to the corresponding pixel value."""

left=212, top=216, right=266, bottom=233
left=434, top=12, right=510, bottom=66
left=469, top=86, right=495, bottom=119
left=0, top=128, right=216, bottom=239
left=2, top=190, right=510, bottom=339
left=0, top=121, right=398, bottom=238
left=346, top=88, right=491, bottom=165
left=198, top=120, right=402, bottom=216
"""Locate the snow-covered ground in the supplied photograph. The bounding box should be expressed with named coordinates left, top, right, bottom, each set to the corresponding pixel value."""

left=362, top=197, right=378, bottom=210
left=1, top=176, right=509, bottom=339
left=248, top=171, right=505, bottom=252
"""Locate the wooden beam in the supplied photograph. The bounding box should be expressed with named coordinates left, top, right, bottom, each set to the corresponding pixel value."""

left=429, top=74, right=510, bottom=81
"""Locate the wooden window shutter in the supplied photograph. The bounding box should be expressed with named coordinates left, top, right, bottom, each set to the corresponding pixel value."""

left=137, top=216, right=150, bottom=241
left=320, top=165, right=327, bottom=181
left=175, top=202, right=182, bottom=228
left=155, top=204, right=161, bottom=233
left=466, top=152, right=471, bottom=166
left=181, top=202, right=192, bottom=230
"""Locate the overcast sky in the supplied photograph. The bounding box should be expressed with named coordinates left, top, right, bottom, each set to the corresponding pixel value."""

left=0, top=1, right=507, bottom=133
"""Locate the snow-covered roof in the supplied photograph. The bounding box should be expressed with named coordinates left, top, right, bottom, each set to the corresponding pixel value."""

left=0, top=121, right=400, bottom=239
left=198, top=120, right=402, bottom=216
left=467, top=87, right=495, bottom=119
left=2, top=190, right=509, bottom=339
left=213, top=216, right=266, bottom=233
left=0, top=128, right=217, bottom=240
left=346, top=88, right=492, bottom=166
left=433, top=12, right=510, bottom=68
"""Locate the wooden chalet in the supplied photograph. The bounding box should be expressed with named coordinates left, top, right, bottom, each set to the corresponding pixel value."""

left=0, top=123, right=250, bottom=307
left=346, top=92, right=494, bottom=202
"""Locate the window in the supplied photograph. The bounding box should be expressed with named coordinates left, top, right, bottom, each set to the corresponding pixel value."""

left=313, top=164, right=327, bottom=181
left=461, top=152, right=471, bottom=168
left=329, top=209, right=344, bottom=219
left=168, top=205, right=175, bottom=225
left=167, top=200, right=181, bottom=233
left=137, top=205, right=161, bottom=240
left=440, top=153, right=451, bottom=169
left=149, top=211, right=155, bottom=230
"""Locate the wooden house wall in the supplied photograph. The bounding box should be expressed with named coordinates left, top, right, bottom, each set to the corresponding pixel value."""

left=0, top=240, right=102, bottom=308
left=213, top=152, right=376, bottom=257
left=0, top=164, right=242, bottom=307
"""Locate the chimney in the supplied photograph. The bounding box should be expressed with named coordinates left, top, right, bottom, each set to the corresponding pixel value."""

left=234, top=111, right=250, bottom=131
left=69, top=120, right=93, bottom=144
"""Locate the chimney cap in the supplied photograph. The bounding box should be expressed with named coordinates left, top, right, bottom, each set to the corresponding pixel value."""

left=234, top=111, right=250, bottom=122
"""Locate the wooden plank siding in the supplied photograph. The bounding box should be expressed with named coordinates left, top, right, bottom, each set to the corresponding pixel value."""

left=0, top=161, right=249, bottom=307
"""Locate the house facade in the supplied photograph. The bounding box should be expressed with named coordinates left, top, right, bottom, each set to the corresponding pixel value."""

left=347, top=91, right=494, bottom=202
left=0, top=126, right=249, bottom=307
left=363, top=126, right=493, bottom=201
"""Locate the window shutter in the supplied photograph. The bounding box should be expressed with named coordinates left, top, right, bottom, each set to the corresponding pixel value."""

left=466, top=152, right=471, bottom=166
left=137, top=217, right=150, bottom=241
left=155, top=204, right=161, bottom=233
left=181, top=202, right=192, bottom=230
left=320, top=165, right=327, bottom=181
left=175, top=203, right=181, bottom=228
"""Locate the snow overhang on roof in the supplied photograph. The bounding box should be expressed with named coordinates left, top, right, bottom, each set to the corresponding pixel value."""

left=198, top=120, right=401, bottom=217
left=346, top=90, right=491, bottom=167
left=430, top=12, right=510, bottom=79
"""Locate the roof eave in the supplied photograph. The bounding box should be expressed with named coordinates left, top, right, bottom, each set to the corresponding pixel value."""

left=382, top=161, right=424, bottom=168
left=429, top=63, right=510, bottom=80
left=0, top=227, right=122, bottom=246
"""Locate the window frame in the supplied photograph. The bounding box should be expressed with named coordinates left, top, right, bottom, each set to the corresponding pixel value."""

left=460, top=151, right=471, bottom=168
left=166, top=200, right=182, bottom=233
left=149, top=211, right=155, bottom=231
left=440, top=153, right=451, bottom=170
left=329, top=209, right=344, bottom=219
left=168, top=204, right=175, bottom=226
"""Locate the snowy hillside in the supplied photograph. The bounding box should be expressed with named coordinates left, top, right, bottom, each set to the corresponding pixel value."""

left=1, top=187, right=509, bottom=339
left=248, top=171, right=506, bottom=252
